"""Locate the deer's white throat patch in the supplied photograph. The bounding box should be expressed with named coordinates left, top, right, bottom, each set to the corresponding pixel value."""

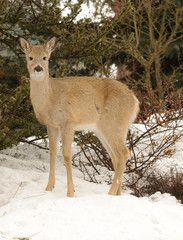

left=30, top=72, right=44, bottom=81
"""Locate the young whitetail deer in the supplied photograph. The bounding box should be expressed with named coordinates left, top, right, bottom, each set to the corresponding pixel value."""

left=19, top=37, right=139, bottom=197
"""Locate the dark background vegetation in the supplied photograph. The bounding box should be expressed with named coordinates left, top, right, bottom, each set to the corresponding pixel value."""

left=0, top=0, right=183, bottom=201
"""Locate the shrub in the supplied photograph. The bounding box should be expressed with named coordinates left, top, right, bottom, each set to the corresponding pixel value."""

left=133, top=170, right=183, bottom=204
left=0, top=77, right=46, bottom=150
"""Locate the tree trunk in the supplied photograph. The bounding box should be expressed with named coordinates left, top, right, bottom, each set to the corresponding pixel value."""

left=145, top=64, right=154, bottom=99
left=155, top=56, right=164, bottom=100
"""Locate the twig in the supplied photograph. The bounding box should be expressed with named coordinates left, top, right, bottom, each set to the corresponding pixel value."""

left=81, top=146, right=100, bottom=175
left=30, top=230, right=43, bottom=238
left=12, top=182, right=23, bottom=199
left=13, top=237, right=30, bottom=240
left=20, top=139, right=49, bottom=150
left=23, top=193, right=46, bottom=199
left=13, top=230, right=43, bottom=240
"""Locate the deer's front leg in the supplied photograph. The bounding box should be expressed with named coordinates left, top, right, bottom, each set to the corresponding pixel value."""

left=61, top=123, right=75, bottom=197
left=45, top=126, right=60, bottom=191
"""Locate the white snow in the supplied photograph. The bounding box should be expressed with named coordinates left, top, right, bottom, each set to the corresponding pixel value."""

left=60, top=0, right=96, bottom=20
left=60, top=0, right=114, bottom=22
left=0, top=138, right=183, bottom=240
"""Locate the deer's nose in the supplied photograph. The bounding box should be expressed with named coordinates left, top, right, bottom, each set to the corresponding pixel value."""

left=34, top=65, right=43, bottom=72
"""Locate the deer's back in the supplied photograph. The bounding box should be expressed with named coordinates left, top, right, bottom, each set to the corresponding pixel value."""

left=45, top=77, right=139, bottom=128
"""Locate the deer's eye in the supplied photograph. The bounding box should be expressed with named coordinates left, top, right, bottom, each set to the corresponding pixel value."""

left=43, top=57, right=46, bottom=60
left=29, top=57, right=33, bottom=61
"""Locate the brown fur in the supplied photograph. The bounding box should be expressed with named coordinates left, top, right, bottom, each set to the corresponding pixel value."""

left=19, top=37, right=139, bottom=197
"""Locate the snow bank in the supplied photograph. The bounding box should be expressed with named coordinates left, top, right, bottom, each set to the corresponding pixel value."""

left=0, top=142, right=183, bottom=240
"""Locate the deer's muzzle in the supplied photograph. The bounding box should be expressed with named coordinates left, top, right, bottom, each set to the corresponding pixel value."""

left=34, top=65, right=43, bottom=72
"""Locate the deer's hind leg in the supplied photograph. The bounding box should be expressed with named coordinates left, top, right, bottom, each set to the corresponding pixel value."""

left=61, top=122, right=75, bottom=197
left=96, top=124, right=129, bottom=196
left=108, top=142, right=129, bottom=196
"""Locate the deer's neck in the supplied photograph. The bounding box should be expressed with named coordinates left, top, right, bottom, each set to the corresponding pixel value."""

left=30, top=75, right=49, bottom=99
left=30, top=74, right=50, bottom=123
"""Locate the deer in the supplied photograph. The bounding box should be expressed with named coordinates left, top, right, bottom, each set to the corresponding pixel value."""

left=18, top=37, right=139, bottom=197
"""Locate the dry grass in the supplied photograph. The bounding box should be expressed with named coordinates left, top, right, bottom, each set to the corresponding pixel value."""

left=133, top=170, right=183, bottom=203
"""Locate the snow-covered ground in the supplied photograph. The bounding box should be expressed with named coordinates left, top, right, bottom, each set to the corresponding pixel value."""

left=0, top=137, right=183, bottom=240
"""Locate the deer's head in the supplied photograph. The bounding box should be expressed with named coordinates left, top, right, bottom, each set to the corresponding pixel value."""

left=19, top=37, right=57, bottom=81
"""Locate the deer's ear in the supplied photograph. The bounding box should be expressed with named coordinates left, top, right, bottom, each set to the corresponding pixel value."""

left=18, top=37, right=31, bottom=53
left=45, top=37, right=58, bottom=54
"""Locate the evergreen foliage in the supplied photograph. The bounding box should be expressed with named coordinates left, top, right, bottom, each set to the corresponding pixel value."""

left=0, top=0, right=183, bottom=150
left=0, top=76, right=46, bottom=150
